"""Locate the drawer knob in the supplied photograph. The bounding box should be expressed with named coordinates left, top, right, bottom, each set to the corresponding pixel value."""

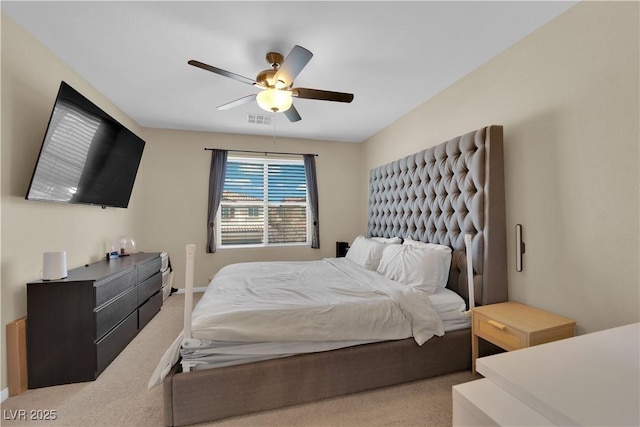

left=487, top=319, right=507, bottom=331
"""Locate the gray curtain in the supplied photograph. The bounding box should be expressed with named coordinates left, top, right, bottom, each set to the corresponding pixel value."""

left=207, top=149, right=228, bottom=253
left=304, top=154, right=320, bottom=249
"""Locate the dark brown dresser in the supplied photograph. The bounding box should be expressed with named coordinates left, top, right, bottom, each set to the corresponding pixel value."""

left=26, top=252, right=162, bottom=388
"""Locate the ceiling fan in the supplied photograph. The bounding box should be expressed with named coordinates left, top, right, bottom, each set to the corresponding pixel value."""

left=188, top=45, right=354, bottom=122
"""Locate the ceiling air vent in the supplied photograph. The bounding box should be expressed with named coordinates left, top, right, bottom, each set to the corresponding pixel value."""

left=247, top=113, right=273, bottom=126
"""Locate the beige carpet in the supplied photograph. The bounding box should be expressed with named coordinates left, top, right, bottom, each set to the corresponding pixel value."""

left=1, top=293, right=475, bottom=427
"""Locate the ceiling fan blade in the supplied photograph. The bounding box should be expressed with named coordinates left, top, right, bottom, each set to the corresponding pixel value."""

left=217, top=94, right=257, bottom=110
left=284, top=104, right=302, bottom=122
left=274, top=45, right=313, bottom=88
left=292, top=88, right=354, bottom=103
left=188, top=60, right=257, bottom=86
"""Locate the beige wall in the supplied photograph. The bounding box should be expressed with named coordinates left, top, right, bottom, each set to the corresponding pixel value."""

left=0, top=14, right=144, bottom=392
left=362, top=1, right=639, bottom=335
left=136, top=128, right=363, bottom=287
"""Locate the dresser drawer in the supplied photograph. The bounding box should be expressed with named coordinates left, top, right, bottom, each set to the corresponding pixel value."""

left=95, top=269, right=137, bottom=307
left=137, top=256, right=161, bottom=283
left=139, top=290, right=162, bottom=330
left=138, top=271, right=162, bottom=305
left=95, top=287, right=137, bottom=339
left=474, top=313, right=526, bottom=351
left=95, top=311, right=138, bottom=375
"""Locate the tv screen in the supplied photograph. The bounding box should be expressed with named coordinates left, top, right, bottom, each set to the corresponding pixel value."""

left=25, top=81, right=145, bottom=208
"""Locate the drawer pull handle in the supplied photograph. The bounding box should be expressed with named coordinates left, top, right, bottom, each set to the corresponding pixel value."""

left=487, top=320, right=507, bottom=331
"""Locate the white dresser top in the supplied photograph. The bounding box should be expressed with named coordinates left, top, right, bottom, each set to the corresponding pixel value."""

left=477, top=322, right=640, bottom=427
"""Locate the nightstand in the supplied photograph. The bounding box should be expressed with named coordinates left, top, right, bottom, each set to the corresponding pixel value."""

left=336, top=241, right=350, bottom=257
left=471, top=301, right=576, bottom=375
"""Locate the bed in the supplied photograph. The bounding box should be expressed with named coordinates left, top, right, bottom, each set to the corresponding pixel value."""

left=158, top=125, right=507, bottom=426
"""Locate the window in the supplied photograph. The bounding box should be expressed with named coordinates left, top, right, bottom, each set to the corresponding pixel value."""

left=217, top=156, right=309, bottom=248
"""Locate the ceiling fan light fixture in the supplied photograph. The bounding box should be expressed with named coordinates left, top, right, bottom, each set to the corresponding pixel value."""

left=256, top=88, right=292, bottom=113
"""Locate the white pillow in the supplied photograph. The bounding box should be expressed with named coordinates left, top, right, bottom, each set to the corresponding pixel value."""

left=403, top=236, right=451, bottom=252
left=370, top=236, right=402, bottom=244
left=345, top=235, right=387, bottom=270
left=376, top=243, right=452, bottom=294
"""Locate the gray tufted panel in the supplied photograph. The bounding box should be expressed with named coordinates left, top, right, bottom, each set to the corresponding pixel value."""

left=368, top=126, right=507, bottom=307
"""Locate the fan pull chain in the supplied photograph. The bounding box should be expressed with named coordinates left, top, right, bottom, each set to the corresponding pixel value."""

left=273, top=114, right=277, bottom=146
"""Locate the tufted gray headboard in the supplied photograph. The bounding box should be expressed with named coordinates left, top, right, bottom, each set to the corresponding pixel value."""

left=368, top=126, right=507, bottom=307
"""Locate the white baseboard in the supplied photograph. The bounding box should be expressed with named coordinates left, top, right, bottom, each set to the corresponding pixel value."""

left=175, top=287, right=207, bottom=294
left=1, top=387, right=9, bottom=402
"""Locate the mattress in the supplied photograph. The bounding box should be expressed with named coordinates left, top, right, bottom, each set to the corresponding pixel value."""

left=180, top=286, right=470, bottom=370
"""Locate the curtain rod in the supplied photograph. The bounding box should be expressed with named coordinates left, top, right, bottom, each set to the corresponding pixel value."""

left=204, top=148, right=318, bottom=157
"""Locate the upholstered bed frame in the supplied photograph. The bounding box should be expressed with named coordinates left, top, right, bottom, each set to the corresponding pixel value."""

left=163, top=125, right=507, bottom=426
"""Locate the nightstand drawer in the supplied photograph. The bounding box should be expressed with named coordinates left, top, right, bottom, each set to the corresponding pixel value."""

left=474, top=313, right=526, bottom=351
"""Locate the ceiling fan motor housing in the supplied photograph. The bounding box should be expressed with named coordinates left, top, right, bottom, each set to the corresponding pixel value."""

left=265, top=52, right=283, bottom=68
left=257, top=52, right=286, bottom=88
left=256, top=69, right=277, bottom=87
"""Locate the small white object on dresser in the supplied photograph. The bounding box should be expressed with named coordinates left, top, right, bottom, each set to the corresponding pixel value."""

left=453, top=322, right=640, bottom=426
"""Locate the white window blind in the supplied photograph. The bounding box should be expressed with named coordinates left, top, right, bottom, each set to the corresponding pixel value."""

left=218, top=157, right=309, bottom=248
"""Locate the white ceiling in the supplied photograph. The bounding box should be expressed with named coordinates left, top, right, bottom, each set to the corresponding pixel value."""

left=2, top=1, right=576, bottom=143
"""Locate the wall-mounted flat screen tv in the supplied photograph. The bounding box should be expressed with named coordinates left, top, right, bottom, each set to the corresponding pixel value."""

left=25, top=81, right=145, bottom=208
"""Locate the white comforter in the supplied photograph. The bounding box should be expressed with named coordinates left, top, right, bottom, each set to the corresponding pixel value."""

left=192, top=257, right=444, bottom=344
left=149, top=257, right=445, bottom=388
